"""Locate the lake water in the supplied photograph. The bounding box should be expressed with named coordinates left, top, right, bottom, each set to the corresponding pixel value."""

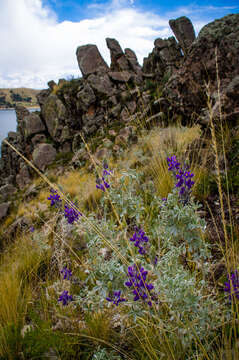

left=0, top=108, right=40, bottom=156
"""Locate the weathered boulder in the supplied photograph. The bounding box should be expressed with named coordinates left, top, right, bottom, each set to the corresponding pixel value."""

left=143, top=37, right=182, bottom=81
left=77, top=83, right=96, bottom=111
left=0, top=184, right=17, bottom=202
left=163, top=13, right=239, bottom=123
left=32, top=143, right=56, bottom=171
left=21, top=113, right=45, bottom=139
left=169, top=16, right=196, bottom=55
left=0, top=202, right=10, bottom=221
left=87, top=73, right=114, bottom=96
left=36, top=89, right=51, bottom=109
left=16, top=165, right=31, bottom=190
left=76, top=44, right=109, bottom=77
left=31, top=134, right=47, bottom=147
left=48, top=80, right=57, bottom=90
left=41, top=94, right=67, bottom=141
left=15, top=105, right=30, bottom=124
left=125, top=48, right=141, bottom=72
left=108, top=71, right=132, bottom=83
left=106, top=38, right=130, bottom=71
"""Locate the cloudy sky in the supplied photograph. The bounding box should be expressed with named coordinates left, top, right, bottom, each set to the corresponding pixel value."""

left=0, top=0, right=238, bottom=89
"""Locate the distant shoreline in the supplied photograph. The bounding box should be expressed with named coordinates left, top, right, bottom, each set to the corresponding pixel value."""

left=0, top=106, right=40, bottom=111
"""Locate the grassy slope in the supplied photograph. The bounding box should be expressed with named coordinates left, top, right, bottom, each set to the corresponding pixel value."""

left=0, top=88, right=41, bottom=108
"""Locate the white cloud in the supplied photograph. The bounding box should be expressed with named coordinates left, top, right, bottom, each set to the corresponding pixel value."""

left=0, top=0, right=224, bottom=89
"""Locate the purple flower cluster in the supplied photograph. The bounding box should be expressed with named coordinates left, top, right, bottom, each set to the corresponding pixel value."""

left=64, top=203, right=82, bottom=225
left=58, top=267, right=73, bottom=305
left=224, top=270, right=239, bottom=303
left=48, top=188, right=62, bottom=207
left=106, top=290, right=126, bottom=306
left=167, top=156, right=195, bottom=199
left=96, top=161, right=112, bottom=192
left=130, top=227, right=149, bottom=255
left=125, top=265, right=155, bottom=306
left=58, top=290, right=73, bottom=306
left=61, top=266, right=72, bottom=280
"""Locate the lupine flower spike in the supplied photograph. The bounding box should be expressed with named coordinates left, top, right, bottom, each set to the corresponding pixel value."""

left=58, top=290, right=73, bottom=306
left=130, top=227, right=149, bottom=255
left=167, top=156, right=195, bottom=203
left=106, top=290, right=126, bottom=306
left=224, top=270, right=239, bottom=303
left=125, top=265, right=155, bottom=306
left=60, top=266, right=72, bottom=280
left=48, top=188, right=62, bottom=207
left=96, top=160, right=112, bottom=192
left=64, top=203, right=82, bottom=224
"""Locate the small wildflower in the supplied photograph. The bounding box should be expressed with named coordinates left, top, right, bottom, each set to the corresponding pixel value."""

left=224, top=270, right=239, bottom=303
left=29, top=226, right=35, bottom=232
left=48, top=188, right=62, bottom=207
left=96, top=161, right=112, bottom=191
left=58, top=290, right=73, bottom=306
left=125, top=265, right=155, bottom=306
left=106, top=290, right=126, bottom=306
left=60, top=266, right=72, bottom=280
left=64, top=204, right=82, bottom=224
left=167, top=156, right=195, bottom=203
left=130, top=227, right=149, bottom=255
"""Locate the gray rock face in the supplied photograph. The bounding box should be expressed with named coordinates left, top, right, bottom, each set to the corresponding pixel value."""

left=22, top=113, right=45, bottom=139
left=0, top=184, right=17, bottom=201
left=143, top=36, right=182, bottom=81
left=106, top=38, right=130, bottom=71
left=16, top=165, right=31, bottom=190
left=77, top=83, right=96, bottom=111
left=163, top=13, right=239, bottom=122
left=76, top=44, right=109, bottom=77
left=169, top=16, right=196, bottom=55
left=15, top=105, right=30, bottom=124
left=108, top=71, right=132, bottom=83
left=32, top=143, right=56, bottom=171
left=41, top=94, right=67, bottom=141
left=125, top=48, right=142, bottom=73
left=31, top=134, right=47, bottom=147
left=0, top=202, right=10, bottom=221
left=87, top=73, right=114, bottom=96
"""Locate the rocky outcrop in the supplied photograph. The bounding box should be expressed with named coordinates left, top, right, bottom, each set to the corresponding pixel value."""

left=143, top=37, right=183, bottom=82
left=169, top=16, right=196, bottom=55
left=1, top=13, right=239, bottom=195
left=163, top=13, right=239, bottom=123
left=76, top=44, right=109, bottom=77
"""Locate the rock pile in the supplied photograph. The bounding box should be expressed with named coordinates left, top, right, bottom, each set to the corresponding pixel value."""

left=0, top=13, right=238, bottom=215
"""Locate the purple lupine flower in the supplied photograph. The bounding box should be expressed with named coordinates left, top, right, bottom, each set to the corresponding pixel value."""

left=125, top=265, right=155, bottom=306
left=48, top=188, right=62, bottom=207
left=167, top=156, right=181, bottom=171
left=58, top=290, right=73, bottom=306
left=167, top=156, right=195, bottom=203
left=29, top=226, right=35, bottom=232
left=60, top=266, right=72, bottom=280
left=96, top=176, right=110, bottom=192
left=96, top=161, right=112, bottom=192
left=224, top=270, right=239, bottom=303
left=64, top=204, right=82, bottom=224
left=130, top=227, right=149, bottom=255
left=106, top=290, right=126, bottom=306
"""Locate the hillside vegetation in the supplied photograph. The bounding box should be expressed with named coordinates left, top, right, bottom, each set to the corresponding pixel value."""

left=0, top=88, right=40, bottom=109
left=0, top=13, right=239, bottom=360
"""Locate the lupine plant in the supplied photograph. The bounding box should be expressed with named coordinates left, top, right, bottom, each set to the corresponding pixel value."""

left=46, top=158, right=226, bottom=351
